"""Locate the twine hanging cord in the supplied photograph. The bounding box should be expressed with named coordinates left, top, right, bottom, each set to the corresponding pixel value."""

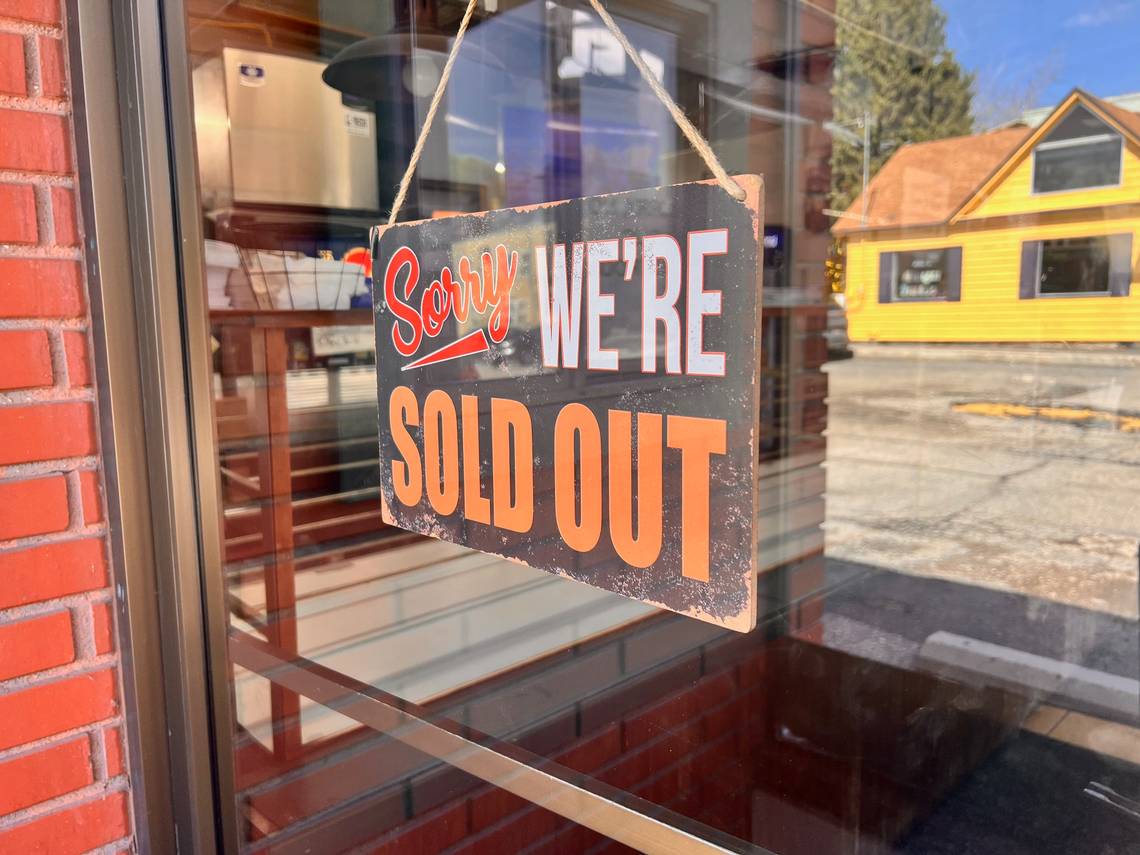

left=387, top=0, right=746, bottom=226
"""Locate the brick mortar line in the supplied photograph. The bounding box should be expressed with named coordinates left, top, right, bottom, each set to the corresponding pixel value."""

left=12, top=28, right=30, bottom=98
left=0, top=601, right=67, bottom=628
left=0, top=652, right=117, bottom=693
left=0, top=522, right=108, bottom=554
left=0, top=387, right=94, bottom=404
left=65, top=469, right=85, bottom=529
left=48, top=326, right=69, bottom=389
left=0, top=170, right=74, bottom=187
left=0, top=469, right=72, bottom=487
left=87, top=835, right=133, bottom=855
left=0, top=244, right=83, bottom=259
left=0, top=457, right=101, bottom=480
left=0, top=92, right=69, bottom=115
left=70, top=595, right=97, bottom=660
left=32, top=182, right=54, bottom=246
left=0, top=19, right=65, bottom=38
left=0, top=318, right=87, bottom=331
left=0, top=715, right=123, bottom=765
left=23, top=27, right=38, bottom=97
left=0, top=776, right=129, bottom=831
left=89, top=727, right=108, bottom=781
left=0, top=589, right=111, bottom=624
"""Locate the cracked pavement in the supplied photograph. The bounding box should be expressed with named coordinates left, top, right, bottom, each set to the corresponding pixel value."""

left=823, top=350, right=1140, bottom=619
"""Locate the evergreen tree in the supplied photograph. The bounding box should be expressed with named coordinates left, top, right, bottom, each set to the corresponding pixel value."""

left=830, top=0, right=975, bottom=213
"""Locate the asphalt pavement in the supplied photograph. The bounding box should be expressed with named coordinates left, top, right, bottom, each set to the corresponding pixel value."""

left=802, top=344, right=1140, bottom=855
left=822, top=346, right=1140, bottom=621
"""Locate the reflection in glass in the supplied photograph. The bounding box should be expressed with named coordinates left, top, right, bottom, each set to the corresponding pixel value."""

left=182, top=1, right=1138, bottom=853
left=1038, top=236, right=1111, bottom=295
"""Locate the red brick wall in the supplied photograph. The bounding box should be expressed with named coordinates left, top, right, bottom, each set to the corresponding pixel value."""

left=0, top=1, right=132, bottom=851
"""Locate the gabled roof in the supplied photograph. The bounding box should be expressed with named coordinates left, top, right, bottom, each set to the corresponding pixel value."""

left=1020, top=91, right=1140, bottom=128
left=833, top=89, right=1140, bottom=236
left=832, top=127, right=1027, bottom=234
left=1091, top=94, right=1140, bottom=141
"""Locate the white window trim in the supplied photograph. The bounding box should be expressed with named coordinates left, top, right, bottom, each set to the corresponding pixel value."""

left=1035, top=132, right=1119, bottom=151
left=1030, top=133, right=1124, bottom=197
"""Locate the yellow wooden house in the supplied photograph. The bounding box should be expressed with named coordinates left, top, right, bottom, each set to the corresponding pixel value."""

left=834, top=89, right=1140, bottom=343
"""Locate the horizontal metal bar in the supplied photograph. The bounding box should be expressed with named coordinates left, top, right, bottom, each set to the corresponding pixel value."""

left=292, top=510, right=380, bottom=536
left=219, top=436, right=377, bottom=463
left=209, top=308, right=373, bottom=328
left=291, top=487, right=380, bottom=508
left=292, top=459, right=380, bottom=477
left=223, top=486, right=381, bottom=518
left=230, top=633, right=765, bottom=855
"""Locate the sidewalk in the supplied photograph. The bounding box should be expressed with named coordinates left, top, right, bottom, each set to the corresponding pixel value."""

left=849, top=342, right=1140, bottom=368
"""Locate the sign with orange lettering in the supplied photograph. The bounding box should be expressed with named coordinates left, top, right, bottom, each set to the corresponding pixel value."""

left=372, top=178, right=763, bottom=631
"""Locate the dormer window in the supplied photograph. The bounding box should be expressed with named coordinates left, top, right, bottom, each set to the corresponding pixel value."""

left=1031, top=104, right=1123, bottom=194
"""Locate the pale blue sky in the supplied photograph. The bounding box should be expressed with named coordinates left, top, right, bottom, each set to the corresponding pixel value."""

left=939, top=0, right=1140, bottom=115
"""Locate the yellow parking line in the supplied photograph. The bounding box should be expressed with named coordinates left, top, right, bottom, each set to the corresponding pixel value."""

left=1023, top=705, right=1140, bottom=766
left=953, top=401, right=1140, bottom=432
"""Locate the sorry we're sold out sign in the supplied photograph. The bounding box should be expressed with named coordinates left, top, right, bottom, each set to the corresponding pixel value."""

left=372, top=178, right=763, bottom=631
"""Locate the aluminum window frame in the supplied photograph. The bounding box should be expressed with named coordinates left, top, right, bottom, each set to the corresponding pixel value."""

left=67, top=0, right=238, bottom=851
left=75, top=0, right=773, bottom=852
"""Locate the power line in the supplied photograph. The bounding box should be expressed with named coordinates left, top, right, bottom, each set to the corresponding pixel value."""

left=796, top=0, right=934, bottom=60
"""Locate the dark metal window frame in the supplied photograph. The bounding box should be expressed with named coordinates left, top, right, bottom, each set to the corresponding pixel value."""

left=67, top=0, right=236, bottom=851
left=68, top=1, right=792, bottom=852
left=67, top=0, right=740, bottom=852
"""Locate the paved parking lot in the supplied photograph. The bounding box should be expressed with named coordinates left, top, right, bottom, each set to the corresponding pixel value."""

left=823, top=346, right=1140, bottom=619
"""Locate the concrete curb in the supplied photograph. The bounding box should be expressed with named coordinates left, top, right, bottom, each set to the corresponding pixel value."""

left=917, top=631, right=1140, bottom=724
left=849, top=343, right=1140, bottom=368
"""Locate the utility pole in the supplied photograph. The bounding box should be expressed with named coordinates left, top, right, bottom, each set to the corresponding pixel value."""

left=821, top=113, right=882, bottom=223
left=861, top=110, right=871, bottom=225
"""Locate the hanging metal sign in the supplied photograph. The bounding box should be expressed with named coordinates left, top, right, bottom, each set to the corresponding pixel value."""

left=372, top=177, right=763, bottom=631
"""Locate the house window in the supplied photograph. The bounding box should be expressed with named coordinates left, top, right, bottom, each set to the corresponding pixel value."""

left=1031, top=105, right=1123, bottom=194
left=878, top=247, right=962, bottom=303
left=1039, top=237, right=1110, bottom=295
left=1019, top=234, right=1134, bottom=298
left=894, top=250, right=952, bottom=300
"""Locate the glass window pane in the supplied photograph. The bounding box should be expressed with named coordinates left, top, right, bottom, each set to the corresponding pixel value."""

left=1033, top=137, right=1122, bottom=193
left=893, top=249, right=953, bottom=300
left=1041, top=104, right=1114, bottom=142
left=177, top=1, right=1139, bottom=853
left=1039, top=236, right=1111, bottom=294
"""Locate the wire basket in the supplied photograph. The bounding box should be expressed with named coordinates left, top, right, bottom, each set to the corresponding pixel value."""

left=205, top=210, right=373, bottom=311
left=232, top=247, right=367, bottom=310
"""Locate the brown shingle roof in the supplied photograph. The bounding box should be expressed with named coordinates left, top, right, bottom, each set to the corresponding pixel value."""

left=1087, top=92, right=1140, bottom=140
left=833, top=127, right=1029, bottom=234
left=833, top=91, right=1140, bottom=235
